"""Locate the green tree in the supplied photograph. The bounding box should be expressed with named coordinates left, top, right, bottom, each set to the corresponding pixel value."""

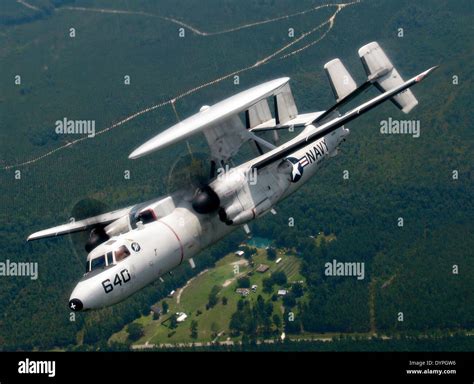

left=272, top=271, right=287, bottom=286
left=162, top=301, right=169, bottom=314
left=263, top=316, right=273, bottom=336
left=208, top=285, right=220, bottom=308
left=273, top=314, right=282, bottom=329
left=243, top=247, right=257, bottom=260
left=222, top=296, right=228, bottom=305
left=265, top=301, right=273, bottom=317
left=169, top=315, right=178, bottom=329
left=267, top=248, right=277, bottom=261
left=229, top=312, right=244, bottom=336
left=190, top=320, right=198, bottom=339
left=283, top=293, right=296, bottom=309
left=237, top=276, right=251, bottom=288
left=126, top=323, right=144, bottom=341
left=292, top=283, right=304, bottom=298
left=256, top=295, right=265, bottom=317
left=285, top=314, right=302, bottom=334
left=263, top=277, right=274, bottom=293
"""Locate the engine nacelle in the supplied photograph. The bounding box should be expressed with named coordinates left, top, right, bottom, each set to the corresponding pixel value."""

left=192, top=169, right=248, bottom=214
left=104, top=215, right=132, bottom=237
left=221, top=198, right=273, bottom=226
left=212, top=169, right=247, bottom=202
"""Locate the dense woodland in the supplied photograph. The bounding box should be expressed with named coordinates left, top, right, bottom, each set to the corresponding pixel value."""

left=0, top=0, right=472, bottom=350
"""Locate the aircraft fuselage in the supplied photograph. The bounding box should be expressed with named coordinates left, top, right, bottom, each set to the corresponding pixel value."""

left=69, top=124, right=349, bottom=311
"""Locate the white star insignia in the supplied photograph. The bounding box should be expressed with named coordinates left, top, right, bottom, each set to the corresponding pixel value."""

left=291, top=163, right=301, bottom=179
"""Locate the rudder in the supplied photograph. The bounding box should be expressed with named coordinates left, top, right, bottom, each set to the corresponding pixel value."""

left=358, top=41, right=418, bottom=113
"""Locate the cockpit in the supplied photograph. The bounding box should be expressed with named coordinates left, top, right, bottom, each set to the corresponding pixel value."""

left=86, top=241, right=131, bottom=274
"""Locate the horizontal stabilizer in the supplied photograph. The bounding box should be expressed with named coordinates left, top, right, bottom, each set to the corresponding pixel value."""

left=250, top=112, right=324, bottom=132
left=324, top=58, right=357, bottom=102
left=252, top=65, right=437, bottom=170
left=311, top=80, right=372, bottom=126
left=358, top=42, right=418, bottom=113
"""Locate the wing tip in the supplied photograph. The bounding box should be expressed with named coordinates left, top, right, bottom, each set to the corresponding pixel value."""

left=129, top=147, right=146, bottom=159
left=27, top=233, right=38, bottom=241
left=415, top=65, right=439, bottom=83
left=358, top=41, right=379, bottom=57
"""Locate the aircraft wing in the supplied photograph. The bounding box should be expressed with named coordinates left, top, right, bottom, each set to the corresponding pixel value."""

left=251, top=66, right=438, bottom=170
left=27, top=206, right=134, bottom=241
left=129, top=78, right=303, bottom=163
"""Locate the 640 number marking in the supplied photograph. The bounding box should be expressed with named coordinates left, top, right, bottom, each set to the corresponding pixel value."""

left=102, top=269, right=131, bottom=293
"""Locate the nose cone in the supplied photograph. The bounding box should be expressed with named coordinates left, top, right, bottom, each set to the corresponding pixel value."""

left=69, top=280, right=99, bottom=311
left=69, top=274, right=122, bottom=311
left=69, top=298, right=83, bottom=312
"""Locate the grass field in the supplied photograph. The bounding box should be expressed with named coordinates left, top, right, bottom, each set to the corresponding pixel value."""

left=109, top=246, right=304, bottom=345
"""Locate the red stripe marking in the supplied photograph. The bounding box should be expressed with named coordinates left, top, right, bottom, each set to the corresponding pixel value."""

left=159, top=221, right=185, bottom=265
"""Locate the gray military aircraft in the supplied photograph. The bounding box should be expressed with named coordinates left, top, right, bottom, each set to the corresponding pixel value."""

left=28, top=42, right=437, bottom=311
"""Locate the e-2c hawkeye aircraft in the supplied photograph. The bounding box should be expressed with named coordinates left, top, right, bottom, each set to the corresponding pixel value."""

left=28, top=42, right=437, bottom=311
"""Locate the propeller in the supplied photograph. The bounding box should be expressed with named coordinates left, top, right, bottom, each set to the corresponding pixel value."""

left=165, top=151, right=212, bottom=195
left=165, top=149, right=221, bottom=214
left=68, top=197, right=111, bottom=259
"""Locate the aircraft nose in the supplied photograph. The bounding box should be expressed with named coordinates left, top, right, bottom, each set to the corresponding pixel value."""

left=68, top=298, right=83, bottom=312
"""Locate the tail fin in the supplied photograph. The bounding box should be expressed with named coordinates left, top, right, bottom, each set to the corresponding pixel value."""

left=253, top=65, right=437, bottom=170
left=273, top=83, right=298, bottom=125
left=324, top=58, right=357, bottom=102
left=358, top=41, right=418, bottom=113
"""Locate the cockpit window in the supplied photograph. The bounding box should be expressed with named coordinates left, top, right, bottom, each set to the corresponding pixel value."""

left=115, top=245, right=131, bottom=262
left=106, top=251, right=114, bottom=266
left=90, top=255, right=106, bottom=271
left=85, top=245, right=130, bottom=273
left=137, top=209, right=156, bottom=224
